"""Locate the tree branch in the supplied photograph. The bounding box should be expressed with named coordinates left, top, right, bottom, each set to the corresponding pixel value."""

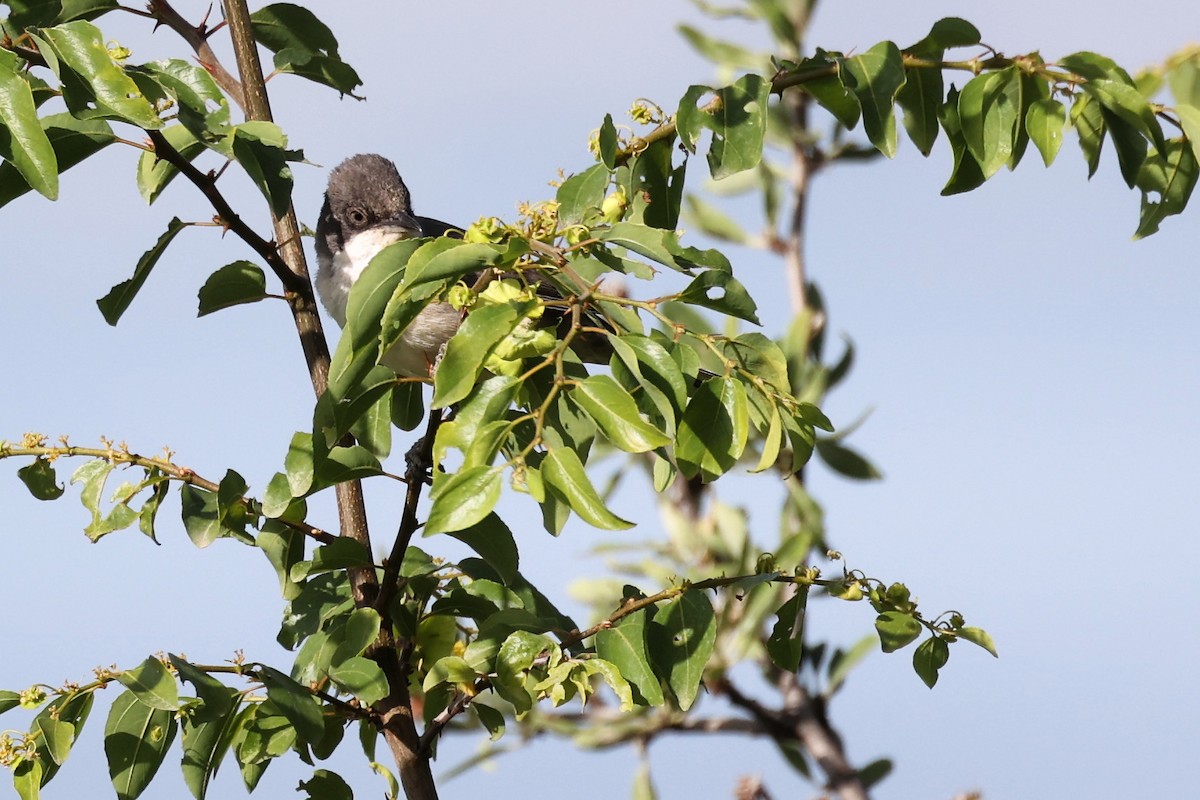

left=144, top=0, right=244, bottom=109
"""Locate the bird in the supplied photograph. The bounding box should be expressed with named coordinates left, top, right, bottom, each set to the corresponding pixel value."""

left=314, top=153, right=467, bottom=377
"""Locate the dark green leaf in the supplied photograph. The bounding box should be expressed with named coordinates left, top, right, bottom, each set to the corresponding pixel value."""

left=1134, top=138, right=1198, bottom=238
left=765, top=588, right=808, bottom=672
left=442, top=513, right=519, bottom=585
left=17, top=457, right=64, bottom=500
left=260, top=667, right=324, bottom=744
left=957, top=68, right=1021, bottom=178
left=97, top=218, right=187, bottom=325
left=556, top=163, right=610, bottom=225
left=816, top=439, right=881, bottom=480
left=598, top=112, right=618, bottom=169
left=0, top=112, right=113, bottom=208
left=677, top=269, right=760, bottom=324
left=596, top=609, right=665, bottom=707
left=1070, top=94, right=1106, bottom=179
left=197, top=261, right=268, bottom=316
left=297, top=769, right=354, bottom=800
left=913, top=636, right=950, bottom=688
left=104, top=689, right=177, bottom=800
left=170, top=656, right=236, bottom=725
left=837, top=42, right=906, bottom=158
left=0, top=49, right=58, bottom=199
left=938, top=85, right=986, bottom=195
left=875, top=611, right=922, bottom=653
left=676, top=73, right=769, bottom=178
left=180, top=705, right=238, bottom=800
left=117, top=657, right=179, bottom=711
left=229, top=121, right=298, bottom=218
left=895, top=64, right=941, bottom=156
left=676, top=377, right=749, bottom=482
left=290, top=536, right=372, bottom=580
left=649, top=592, right=716, bottom=711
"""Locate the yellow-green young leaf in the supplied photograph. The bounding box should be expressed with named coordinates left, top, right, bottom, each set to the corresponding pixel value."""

left=569, top=375, right=670, bottom=453
left=875, top=612, right=922, bottom=653
left=649, top=592, right=716, bottom=711
left=542, top=447, right=634, bottom=530
left=104, top=689, right=178, bottom=800
left=837, top=41, right=906, bottom=158
left=1026, top=97, right=1065, bottom=167
left=596, top=610, right=665, bottom=707
left=12, top=758, right=42, bottom=800
left=402, top=240, right=502, bottom=287
left=913, top=636, right=950, bottom=689
left=750, top=406, right=783, bottom=473
left=495, top=631, right=557, bottom=714
left=423, top=656, right=480, bottom=693
left=39, top=21, right=162, bottom=128
left=1177, top=105, right=1200, bottom=163
left=0, top=49, right=58, bottom=199
left=197, top=261, right=267, bottom=316
left=136, top=124, right=202, bottom=204
left=583, top=658, right=634, bottom=711
left=958, top=626, right=999, bottom=657
left=117, top=657, right=179, bottom=711
left=426, top=465, right=503, bottom=534
left=676, top=377, right=750, bottom=482
left=957, top=67, right=1021, bottom=178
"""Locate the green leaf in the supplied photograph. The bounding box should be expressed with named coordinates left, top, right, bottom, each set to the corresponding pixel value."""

left=0, top=112, right=113, bottom=208
left=17, top=457, right=64, bottom=500
left=180, top=704, right=238, bottom=800
left=38, top=21, right=162, bottom=128
left=649, top=592, right=716, bottom=711
left=97, top=218, right=188, bottom=325
left=676, top=73, right=769, bottom=178
left=117, top=657, right=179, bottom=711
left=442, top=513, right=519, bottom=585
left=104, top=689, right=177, bottom=800
left=12, top=758, right=42, bottom=800
left=228, top=121, right=298, bottom=218
left=939, top=85, right=986, bottom=195
left=598, top=112, right=618, bottom=169
left=765, top=588, right=808, bottom=672
left=260, top=667, right=324, bottom=744
left=722, top=332, right=789, bottom=390
left=33, top=691, right=93, bottom=785
left=180, top=485, right=225, bottom=548
left=815, top=439, right=881, bottom=480
left=596, top=609, right=665, bottom=707
left=250, top=4, right=362, bottom=96
left=556, top=163, right=610, bottom=225
left=197, top=261, right=268, bottom=316
left=290, top=536, right=372, bottom=580
left=327, top=657, right=388, bottom=706
left=0, top=49, right=58, bottom=199
left=895, top=64, right=941, bottom=156
left=827, top=634, right=877, bottom=695
left=432, top=301, right=527, bottom=408
left=907, top=17, right=981, bottom=51
left=1026, top=97, right=1065, bottom=167
left=0, top=690, right=20, bottom=715
left=569, top=374, right=671, bottom=453
left=35, top=716, right=75, bottom=765
left=677, top=24, right=762, bottom=69
left=913, top=636, right=950, bottom=688
left=875, top=611, right=922, bottom=653
left=837, top=41, right=906, bottom=158
left=958, top=626, right=999, bottom=657
left=426, top=465, right=503, bottom=534
left=298, top=769, right=354, bottom=800
left=403, top=239, right=503, bottom=287
left=957, top=67, right=1021, bottom=178
left=1134, top=138, right=1198, bottom=238
left=542, top=447, right=634, bottom=530
left=169, top=656, right=236, bottom=724
left=676, top=268, right=760, bottom=324
left=676, top=377, right=749, bottom=482
left=1070, top=93, right=1107, bottom=179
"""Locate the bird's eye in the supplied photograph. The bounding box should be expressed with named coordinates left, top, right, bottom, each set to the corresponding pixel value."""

left=347, top=207, right=369, bottom=227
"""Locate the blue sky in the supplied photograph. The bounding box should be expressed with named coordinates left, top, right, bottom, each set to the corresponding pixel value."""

left=2, top=2, right=1197, bottom=798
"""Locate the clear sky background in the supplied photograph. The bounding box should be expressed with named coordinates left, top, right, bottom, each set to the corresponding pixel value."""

left=2, top=1, right=1198, bottom=798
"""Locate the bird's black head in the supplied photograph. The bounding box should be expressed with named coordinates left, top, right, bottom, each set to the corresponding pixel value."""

left=316, top=154, right=423, bottom=259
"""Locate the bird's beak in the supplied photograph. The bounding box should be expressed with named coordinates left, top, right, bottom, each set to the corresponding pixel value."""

left=373, top=211, right=423, bottom=240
